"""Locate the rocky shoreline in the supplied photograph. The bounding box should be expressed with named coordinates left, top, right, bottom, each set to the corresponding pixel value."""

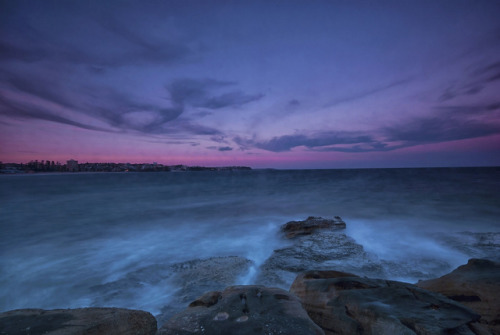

left=1, top=217, right=499, bottom=335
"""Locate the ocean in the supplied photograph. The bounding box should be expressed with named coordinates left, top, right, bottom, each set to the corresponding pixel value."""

left=1, top=167, right=499, bottom=321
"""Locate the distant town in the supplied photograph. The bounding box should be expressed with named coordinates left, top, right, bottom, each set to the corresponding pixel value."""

left=0, top=159, right=252, bottom=174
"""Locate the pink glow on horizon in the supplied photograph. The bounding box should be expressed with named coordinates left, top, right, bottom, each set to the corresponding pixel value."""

left=2, top=133, right=500, bottom=169
left=1, top=1, right=500, bottom=169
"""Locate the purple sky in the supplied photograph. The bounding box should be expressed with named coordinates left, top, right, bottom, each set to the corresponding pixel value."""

left=1, top=0, right=500, bottom=168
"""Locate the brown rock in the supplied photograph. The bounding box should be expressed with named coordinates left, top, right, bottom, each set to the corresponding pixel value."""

left=256, top=227, right=376, bottom=289
left=291, top=270, right=484, bottom=335
left=281, top=216, right=346, bottom=238
left=158, top=285, right=324, bottom=335
left=0, top=307, right=157, bottom=335
left=417, top=258, right=500, bottom=335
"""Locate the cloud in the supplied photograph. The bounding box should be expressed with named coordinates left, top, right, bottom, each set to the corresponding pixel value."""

left=0, top=15, right=192, bottom=69
left=206, top=146, right=233, bottom=151
left=434, top=102, right=500, bottom=116
left=210, top=135, right=228, bottom=143
left=173, top=120, right=222, bottom=136
left=385, top=118, right=499, bottom=143
left=323, top=78, right=412, bottom=108
left=438, top=85, right=483, bottom=102
left=2, top=70, right=245, bottom=137
left=473, top=60, right=500, bottom=79
left=0, top=40, right=48, bottom=63
left=168, top=79, right=234, bottom=106
left=235, top=101, right=500, bottom=153
left=96, top=17, right=191, bottom=66
left=385, top=103, right=500, bottom=143
left=0, top=94, right=110, bottom=132
left=2, top=76, right=193, bottom=135
left=203, top=91, right=264, bottom=109
left=439, top=59, right=500, bottom=102
left=234, top=132, right=376, bottom=152
left=167, top=78, right=263, bottom=109
left=6, top=73, right=77, bottom=109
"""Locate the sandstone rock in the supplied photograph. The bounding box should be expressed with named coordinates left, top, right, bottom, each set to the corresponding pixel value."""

left=281, top=216, right=346, bottom=238
left=290, top=270, right=484, bottom=335
left=417, top=258, right=500, bottom=335
left=158, top=285, right=324, bottom=335
left=0, top=308, right=157, bottom=335
left=256, top=229, right=382, bottom=288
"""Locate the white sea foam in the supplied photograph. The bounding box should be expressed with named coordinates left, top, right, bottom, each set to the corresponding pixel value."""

left=235, top=221, right=287, bottom=285
left=346, top=218, right=471, bottom=282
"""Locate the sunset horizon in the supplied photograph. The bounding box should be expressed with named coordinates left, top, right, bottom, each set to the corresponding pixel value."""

left=1, top=0, right=499, bottom=169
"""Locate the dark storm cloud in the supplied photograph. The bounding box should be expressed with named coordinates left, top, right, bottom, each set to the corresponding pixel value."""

left=167, top=78, right=263, bottom=109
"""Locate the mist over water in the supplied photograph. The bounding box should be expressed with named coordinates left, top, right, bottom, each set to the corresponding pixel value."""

left=1, top=168, right=499, bottom=315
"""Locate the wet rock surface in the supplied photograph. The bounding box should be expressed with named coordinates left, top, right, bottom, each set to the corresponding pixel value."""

left=290, top=270, right=485, bottom=335
left=158, top=285, right=324, bottom=335
left=90, top=256, right=252, bottom=326
left=0, top=308, right=157, bottom=335
left=281, top=216, right=346, bottom=238
left=259, top=218, right=500, bottom=289
left=256, top=228, right=383, bottom=288
left=417, top=258, right=500, bottom=335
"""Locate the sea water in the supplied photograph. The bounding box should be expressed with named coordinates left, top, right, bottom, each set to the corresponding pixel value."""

left=1, top=167, right=499, bottom=315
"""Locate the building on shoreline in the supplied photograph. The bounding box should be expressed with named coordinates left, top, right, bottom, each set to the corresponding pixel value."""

left=0, top=160, right=251, bottom=174
left=67, top=159, right=79, bottom=172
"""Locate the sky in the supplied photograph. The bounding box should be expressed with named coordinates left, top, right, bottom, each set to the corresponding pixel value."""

left=1, top=0, right=500, bottom=169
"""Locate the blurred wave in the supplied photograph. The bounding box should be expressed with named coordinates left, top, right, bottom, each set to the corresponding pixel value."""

left=0, top=167, right=498, bottom=314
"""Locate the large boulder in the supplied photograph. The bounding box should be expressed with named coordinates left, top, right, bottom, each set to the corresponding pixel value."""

left=158, top=285, right=324, bottom=335
left=256, top=228, right=382, bottom=288
left=0, top=308, right=157, bottom=335
left=281, top=216, right=346, bottom=238
left=417, top=258, right=500, bottom=334
left=290, top=270, right=486, bottom=335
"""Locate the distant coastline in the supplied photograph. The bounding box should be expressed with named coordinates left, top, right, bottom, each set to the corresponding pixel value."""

left=0, top=160, right=251, bottom=174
